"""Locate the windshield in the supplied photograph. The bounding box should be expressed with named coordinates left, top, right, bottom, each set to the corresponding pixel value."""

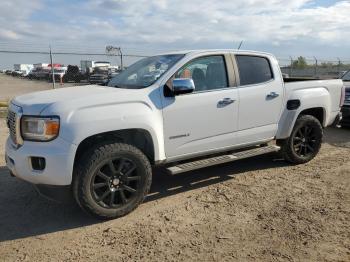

left=342, top=71, right=350, bottom=81
left=108, top=54, right=184, bottom=89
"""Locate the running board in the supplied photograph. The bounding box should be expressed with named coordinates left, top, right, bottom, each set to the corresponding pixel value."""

left=166, top=145, right=280, bottom=175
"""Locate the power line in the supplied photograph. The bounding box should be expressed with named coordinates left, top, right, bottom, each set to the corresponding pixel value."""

left=0, top=50, right=148, bottom=57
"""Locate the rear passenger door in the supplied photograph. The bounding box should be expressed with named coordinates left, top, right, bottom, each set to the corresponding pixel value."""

left=234, top=55, right=283, bottom=144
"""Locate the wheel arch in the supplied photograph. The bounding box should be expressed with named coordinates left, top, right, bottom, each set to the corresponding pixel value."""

left=298, top=107, right=325, bottom=126
left=73, top=128, right=156, bottom=169
left=276, top=106, right=326, bottom=139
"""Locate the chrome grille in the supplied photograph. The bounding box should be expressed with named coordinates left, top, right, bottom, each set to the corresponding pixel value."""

left=7, top=110, right=17, bottom=144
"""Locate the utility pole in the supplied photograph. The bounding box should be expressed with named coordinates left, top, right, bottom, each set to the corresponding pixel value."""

left=49, top=45, right=55, bottom=89
left=337, top=57, right=341, bottom=75
left=313, top=56, right=318, bottom=77
left=237, top=41, right=243, bottom=50
left=118, top=48, right=123, bottom=70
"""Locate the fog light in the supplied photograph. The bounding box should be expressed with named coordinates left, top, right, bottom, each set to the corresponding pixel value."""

left=31, top=157, right=46, bottom=171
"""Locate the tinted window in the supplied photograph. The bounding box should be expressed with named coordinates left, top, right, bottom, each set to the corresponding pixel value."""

left=175, top=56, right=228, bottom=92
left=236, top=55, right=273, bottom=86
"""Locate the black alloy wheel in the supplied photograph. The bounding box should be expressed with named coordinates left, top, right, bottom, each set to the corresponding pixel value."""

left=292, top=125, right=318, bottom=157
left=279, top=115, right=323, bottom=164
left=91, top=158, right=141, bottom=208
left=74, top=143, right=152, bottom=219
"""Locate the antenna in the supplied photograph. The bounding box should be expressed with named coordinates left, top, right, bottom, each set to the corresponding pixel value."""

left=237, top=41, right=243, bottom=50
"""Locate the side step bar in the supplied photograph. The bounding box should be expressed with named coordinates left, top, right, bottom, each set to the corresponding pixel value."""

left=166, top=145, right=280, bottom=175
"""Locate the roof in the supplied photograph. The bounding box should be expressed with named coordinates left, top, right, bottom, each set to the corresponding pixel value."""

left=156, top=49, right=274, bottom=57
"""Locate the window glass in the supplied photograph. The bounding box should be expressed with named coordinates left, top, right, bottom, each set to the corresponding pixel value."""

left=175, top=56, right=228, bottom=92
left=236, top=55, right=273, bottom=86
left=341, top=71, right=350, bottom=81
left=108, top=54, right=184, bottom=89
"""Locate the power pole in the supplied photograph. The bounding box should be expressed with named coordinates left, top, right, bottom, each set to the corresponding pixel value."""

left=49, top=45, right=56, bottom=89
left=237, top=41, right=243, bottom=50
left=289, top=56, right=293, bottom=77
left=313, top=56, right=318, bottom=77
left=118, top=48, right=123, bottom=70
left=337, top=57, right=341, bottom=75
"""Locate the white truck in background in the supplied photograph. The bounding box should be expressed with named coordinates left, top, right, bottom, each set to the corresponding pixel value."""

left=80, top=60, right=111, bottom=74
left=5, top=49, right=344, bottom=219
left=13, top=64, right=34, bottom=77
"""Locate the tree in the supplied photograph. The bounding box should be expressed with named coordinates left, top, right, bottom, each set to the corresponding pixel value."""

left=292, top=56, right=308, bottom=69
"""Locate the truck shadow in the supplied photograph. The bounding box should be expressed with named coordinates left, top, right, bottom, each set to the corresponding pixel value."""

left=148, top=153, right=286, bottom=202
left=0, top=127, right=346, bottom=243
left=0, top=153, right=286, bottom=243
left=324, top=127, right=350, bottom=148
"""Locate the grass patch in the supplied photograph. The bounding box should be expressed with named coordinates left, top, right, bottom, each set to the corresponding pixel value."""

left=0, top=101, right=9, bottom=107
left=0, top=107, right=7, bottom=118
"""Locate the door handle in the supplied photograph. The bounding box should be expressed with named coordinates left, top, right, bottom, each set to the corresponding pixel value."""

left=266, top=92, right=279, bottom=99
left=218, top=98, right=235, bottom=106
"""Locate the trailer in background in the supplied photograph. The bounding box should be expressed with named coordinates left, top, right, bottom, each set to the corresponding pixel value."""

left=13, top=64, right=34, bottom=76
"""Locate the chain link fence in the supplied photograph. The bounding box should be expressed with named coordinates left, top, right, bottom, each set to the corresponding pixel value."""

left=1, top=48, right=349, bottom=80
left=278, top=57, right=350, bottom=79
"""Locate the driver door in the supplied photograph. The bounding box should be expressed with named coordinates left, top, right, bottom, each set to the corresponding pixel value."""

left=161, top=55, right=239, bottom=160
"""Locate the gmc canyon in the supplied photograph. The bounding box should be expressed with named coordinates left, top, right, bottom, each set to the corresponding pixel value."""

left=5, top=50, right=344, bottom=219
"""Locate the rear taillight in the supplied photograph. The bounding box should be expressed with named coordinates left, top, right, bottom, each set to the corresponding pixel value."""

left=340, top=85, right=345, bottom=107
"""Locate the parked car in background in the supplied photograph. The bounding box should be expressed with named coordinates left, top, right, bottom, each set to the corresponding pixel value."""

left=89, top=66, right=120, bottom=84
left=5, top=49, right=344, bottom=219
left=5, top=70, right=13, bottom=75
left=11, top=70, right=24, bottom=77
left=340, top=70, right=350, bottom=126
left=27, top=68, right=39, bottom=80
left=63, top=65, right=86, bottom=83
left=35, top=68, right=50, bottom=80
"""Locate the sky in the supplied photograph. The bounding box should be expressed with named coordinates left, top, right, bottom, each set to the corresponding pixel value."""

left=0, top=0, right=349, bottom=69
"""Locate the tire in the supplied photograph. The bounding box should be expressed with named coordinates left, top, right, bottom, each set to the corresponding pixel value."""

left=73, top=143, right=152, bottom=219
left=279, top=115, right=323, bottom=164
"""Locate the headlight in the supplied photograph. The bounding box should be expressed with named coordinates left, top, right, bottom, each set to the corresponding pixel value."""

left=21, top=116, right=60, bottom=141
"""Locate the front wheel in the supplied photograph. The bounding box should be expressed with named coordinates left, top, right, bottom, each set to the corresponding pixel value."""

left=279, top=115, right=323, bottom=164
left=73, top=143, right=152, bottom=219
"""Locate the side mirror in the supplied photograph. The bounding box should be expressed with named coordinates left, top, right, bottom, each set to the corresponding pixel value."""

left=172, top=78, right=195, bottom=95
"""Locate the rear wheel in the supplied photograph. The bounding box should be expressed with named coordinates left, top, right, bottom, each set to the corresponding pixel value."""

left=73, top=143, right=152, bottom=219
left=279, top=115, right=323, bottom=164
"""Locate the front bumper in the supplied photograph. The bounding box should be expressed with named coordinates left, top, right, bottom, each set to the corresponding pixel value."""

left=5, top=137, right=77, bottom=186
left=341, top=105, right=350, bottom=126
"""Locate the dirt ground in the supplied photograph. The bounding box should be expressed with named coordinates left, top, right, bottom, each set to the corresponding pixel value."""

left=0, top=75, right=349, bottom=261
left=0, top=74, right=85, bottom=101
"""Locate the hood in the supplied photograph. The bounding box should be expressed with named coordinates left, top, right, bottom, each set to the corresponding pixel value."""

left=12, top=85, right=146, bottom=115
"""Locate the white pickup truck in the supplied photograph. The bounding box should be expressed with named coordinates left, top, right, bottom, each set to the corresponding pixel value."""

left=5, top=50, right=344, bottom=219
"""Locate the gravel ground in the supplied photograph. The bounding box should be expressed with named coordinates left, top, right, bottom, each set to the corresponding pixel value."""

left=0, top=74, right=86, bottom=101
left=0, top=75, right=349, bottom=261
left=0, top=120, right=349, bottom=261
